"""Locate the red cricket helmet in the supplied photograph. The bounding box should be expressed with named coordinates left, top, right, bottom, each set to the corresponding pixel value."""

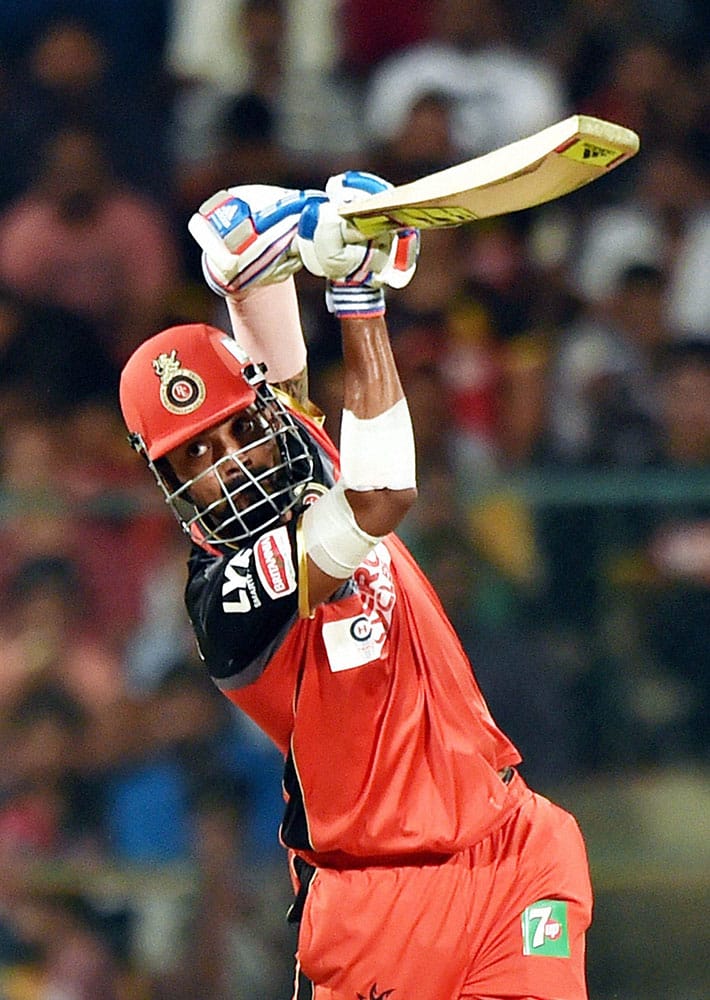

left=119, top=323, right=314, bottom=547
left=119, top=323, right=257, bottom=460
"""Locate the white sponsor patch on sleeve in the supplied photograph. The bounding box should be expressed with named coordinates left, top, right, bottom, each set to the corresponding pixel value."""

left=254, top=525, right=297, bottom=599
left=322, top=613, right=386, bottom=672
left=222, top=548, right=261, bottom=613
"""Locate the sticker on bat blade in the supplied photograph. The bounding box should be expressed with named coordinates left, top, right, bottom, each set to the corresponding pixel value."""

left=350, top=205, right=478, bottom=235
left=557, top=138, right=626, bottom=167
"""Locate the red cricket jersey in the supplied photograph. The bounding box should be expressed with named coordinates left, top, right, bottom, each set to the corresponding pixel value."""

left=185, top=409, right=526, bottom=866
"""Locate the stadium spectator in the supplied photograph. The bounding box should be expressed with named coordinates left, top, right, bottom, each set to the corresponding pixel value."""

left=546, top=263, right=673, bottom=468
left=0, top=11, right=170, bottom=200
left=0, top=555, right=126, bottom=717
left=163, top=781, right=294, bottom=998
left=337, top=0, right=432, bottom=80
left=363, top=0, right=567, bottom=161
left=571, top=139, right=709, bottom=340
left=632, top=341, right=710, bottom=762
left=0, top=123, right=179, bottom=366
left=0, top=283, right=118, bottom=417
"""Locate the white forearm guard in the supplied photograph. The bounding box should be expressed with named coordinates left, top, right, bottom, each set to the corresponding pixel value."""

left=302, top=481, right=381, bottom=578
left=340, top=398, right=416, bottom=491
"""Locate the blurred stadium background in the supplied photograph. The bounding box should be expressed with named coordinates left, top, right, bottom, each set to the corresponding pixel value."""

left=0, top=2, right=707, bottom=998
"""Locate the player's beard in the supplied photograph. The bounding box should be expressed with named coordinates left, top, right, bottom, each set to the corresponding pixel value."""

left=201, top=461, right=293, bottom=540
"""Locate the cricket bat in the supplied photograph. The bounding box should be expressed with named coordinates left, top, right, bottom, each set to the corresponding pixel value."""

left=339, top=115, right=639, bottom=237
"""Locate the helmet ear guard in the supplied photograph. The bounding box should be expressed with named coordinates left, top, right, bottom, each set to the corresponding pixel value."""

left=127, top=431, right=146, bottom=454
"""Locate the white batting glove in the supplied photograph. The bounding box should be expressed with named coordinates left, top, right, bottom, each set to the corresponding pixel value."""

left=295, top=170, right=420, bottom=319
left=188, top=184, right=327, bottom=298
left=325, top=171, right=420, bottom=289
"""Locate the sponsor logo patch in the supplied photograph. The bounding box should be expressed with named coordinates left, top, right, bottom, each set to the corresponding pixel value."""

left=254, top=526, right=296, bottom=599
left=321, top=544, right=395, bottom=672
left=521, top=899, right=570, bottom=957
left=209, top=196, right=249, bottom=235
left=222, top=549, right=260, bottom=613
left=322, top=612, right=386, bottom=672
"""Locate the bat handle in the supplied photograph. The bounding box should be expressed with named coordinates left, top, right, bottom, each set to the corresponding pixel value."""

left=339, top=216, right=373, bottom=243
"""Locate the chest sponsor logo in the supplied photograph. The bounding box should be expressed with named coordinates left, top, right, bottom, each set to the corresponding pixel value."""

left=521, top=899, right=570, bottom=957
left=222, top=548, right=260, bottom=614
left=254, top=525, right=296, bottom=599
left=321, top=543, right=397, bottom=673
left=322, top=612, right=387, bottom=672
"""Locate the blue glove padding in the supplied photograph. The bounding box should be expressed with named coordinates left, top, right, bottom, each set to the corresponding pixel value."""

left=188, top=184, right=326, bottom=297
left=329, top=169, right=391, bottom=200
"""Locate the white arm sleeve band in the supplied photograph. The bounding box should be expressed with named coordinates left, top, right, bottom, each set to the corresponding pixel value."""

left=302, top=480, right=381, bottom=578
left=340, top=398, right=416, bottom=491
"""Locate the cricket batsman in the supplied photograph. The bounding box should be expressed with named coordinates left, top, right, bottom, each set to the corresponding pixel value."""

left=119, top=175, right=593, bottom=999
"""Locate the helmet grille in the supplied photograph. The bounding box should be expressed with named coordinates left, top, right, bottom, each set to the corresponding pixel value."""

left=147, top=385, right=314, bottom=547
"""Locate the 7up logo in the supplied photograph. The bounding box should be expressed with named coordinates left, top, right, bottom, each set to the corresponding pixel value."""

left=521, top=900, right=570, bottom=957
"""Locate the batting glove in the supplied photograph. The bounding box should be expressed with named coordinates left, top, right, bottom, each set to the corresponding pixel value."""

left=188, top=184, right=327, bottom=298
left=296, top=170, right=420, bottom=319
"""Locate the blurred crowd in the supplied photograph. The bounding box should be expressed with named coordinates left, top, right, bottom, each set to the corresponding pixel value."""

left=0, top=1, right=707, bottom=997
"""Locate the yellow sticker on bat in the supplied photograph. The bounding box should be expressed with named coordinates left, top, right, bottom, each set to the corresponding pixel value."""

left=350, top=205, right=478, bottom=235
left=559, top=139, right=626, bottom=167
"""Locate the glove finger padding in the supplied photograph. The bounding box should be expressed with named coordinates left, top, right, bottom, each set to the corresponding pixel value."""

left=297, top=170, right=420, bottom=290
left=296, top=202, right=419, bottom=290
left=189, top=184, right=326, bottom=297
left=384, top=227, right=420, bottom=289
left=297, top=201, right=391, bottom=283
left=325, top=172, right=420, bottom=288
left=325, top=169, right=392, bottom=204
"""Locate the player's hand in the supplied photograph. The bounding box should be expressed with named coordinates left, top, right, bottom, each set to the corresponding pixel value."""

left=188, top=184, right=327, bottom=298
left=296, top=170, right=420, bottom=318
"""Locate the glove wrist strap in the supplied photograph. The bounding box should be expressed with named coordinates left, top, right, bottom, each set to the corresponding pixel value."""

left=326, top=283, right=385, bottom=319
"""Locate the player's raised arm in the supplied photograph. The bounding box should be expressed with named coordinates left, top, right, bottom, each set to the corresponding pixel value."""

left=294, top=172, right=420, bottom=609
left=188, top=184, right=327, bottom=406
left=181, top=173, right=421, bottom=611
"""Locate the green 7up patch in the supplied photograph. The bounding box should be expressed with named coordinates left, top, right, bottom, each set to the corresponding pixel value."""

left=521, top=900, right=570, bottom=957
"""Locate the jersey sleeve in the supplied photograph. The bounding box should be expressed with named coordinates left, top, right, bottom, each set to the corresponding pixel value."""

left=185, top=518, right=300, bottom=684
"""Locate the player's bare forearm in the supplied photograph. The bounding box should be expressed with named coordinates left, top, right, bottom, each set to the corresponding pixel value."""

left=340, top=315, right=405, bottom=418
left=338, top=314, right=416, bottom=538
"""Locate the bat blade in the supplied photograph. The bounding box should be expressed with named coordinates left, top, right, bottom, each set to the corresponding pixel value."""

left=340, top=115, right=640, bottom=236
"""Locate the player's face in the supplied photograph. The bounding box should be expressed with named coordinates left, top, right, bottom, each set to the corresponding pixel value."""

left=166, top=407, right=282, bottom=513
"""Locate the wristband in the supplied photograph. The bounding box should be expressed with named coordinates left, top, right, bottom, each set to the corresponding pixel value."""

left=326, top=283, right=385, bottom=319
left=340, top=399, right=416, bottom=491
